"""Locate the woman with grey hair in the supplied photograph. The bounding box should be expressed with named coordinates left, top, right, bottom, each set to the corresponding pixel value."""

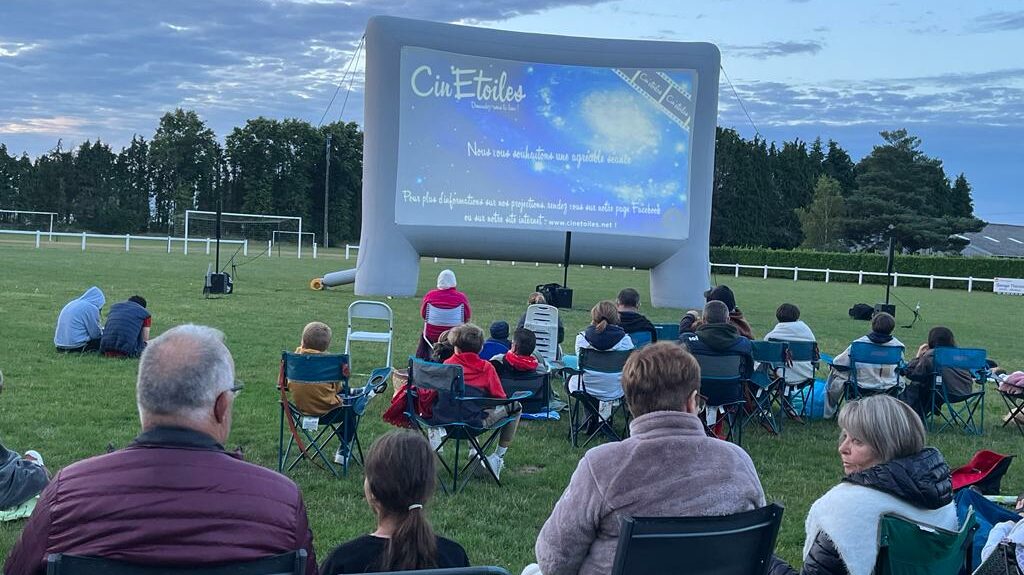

left=770, top=395, right=957, bottom=575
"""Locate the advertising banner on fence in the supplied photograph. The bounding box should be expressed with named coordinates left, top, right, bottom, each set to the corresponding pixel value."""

left=994, top=278, right=1024, bottom=295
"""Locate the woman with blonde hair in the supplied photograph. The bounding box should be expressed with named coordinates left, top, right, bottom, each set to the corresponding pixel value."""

left=770, top=395, right=957, bottom=575
left=568, top=301, right=634, bottom=428
left=320, top=431, right=469, bottom=573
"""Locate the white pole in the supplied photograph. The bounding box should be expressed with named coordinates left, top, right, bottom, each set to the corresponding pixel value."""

left=183, top=213, right=190, bottom=255
left=81, top=232, right=86, bottom=251
left=763, top=265, right=768, bottom=279
left=35, top=230, right=40, bottom=248
left=206, top=238, right=211, bottom=255
left=968, top=277, right=973, bottom=293
left=893, top=273, right=899, bottom=288
left=297, top=219, right=302, bottom=259
left=125, top=234, right=130, bottom=252
left=929, top=276, right=935, bottom=290
left=243, top=239, right=248, bottom=256
left=313, top=242, right=318, bottom=259
left=825, top=269, right=830, bottom=283
left=267, top=239, right=272, bottom=256
left=167, top=236, right=172, bottom=253
left=858, top=271, right=863, bottom=285
left=734, top=263, right=740, bottom=278
left=793, top=268, right=798, bottom=281
left=48, top=213, right=54, bottom=241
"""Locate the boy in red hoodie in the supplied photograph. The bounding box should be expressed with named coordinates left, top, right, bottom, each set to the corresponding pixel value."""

left=444, top=323, right=520, bottom=479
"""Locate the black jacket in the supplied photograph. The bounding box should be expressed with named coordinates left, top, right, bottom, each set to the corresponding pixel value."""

left=617, top=310, right=657, bottom=343
left=769, top=448, right=953, bottom=575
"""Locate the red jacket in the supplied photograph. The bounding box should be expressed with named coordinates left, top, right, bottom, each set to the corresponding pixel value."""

left=420, top=288, right=471, bottom=343
left=4, top=427, right=317, bottom=575
left=445, top=352, right=506, bottom=399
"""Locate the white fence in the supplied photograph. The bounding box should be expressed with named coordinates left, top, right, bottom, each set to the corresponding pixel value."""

left=340, top=245, right=997, bottom=294
left=1, top=229, right=250, bottom=256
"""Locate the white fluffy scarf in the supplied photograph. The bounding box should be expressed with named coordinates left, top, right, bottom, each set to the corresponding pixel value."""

left=803, top=482, right=958, bottom=575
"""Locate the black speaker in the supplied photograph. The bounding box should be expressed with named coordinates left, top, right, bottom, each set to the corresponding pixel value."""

left=536, top=283, right=573, bottom=309
left=874, top=303, right=896, bottom=317
left=205, top=272, right=233, bottom=295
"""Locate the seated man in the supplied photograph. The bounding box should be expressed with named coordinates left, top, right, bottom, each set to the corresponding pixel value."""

left=680, top=300, right=754, bottom=379
left=53, top=286, right=105, bottom=352
left=532, top=342, right=766, bottom=575
left=479, top=320, right=512, bottom=360
left=99, top=295, right=152, bottom=358
left=0, top=371, right=49, bottom=513
left=824, top=311, right=904, bottom=418
left=444, top=323, right=521, bottom=479
left=616, top=288, right=657, bottom=343
left=5, top=325, right=317, bottom=575
left=764, top=303, right=817, bottom=384
left=678, top=284, right=755, bottom=339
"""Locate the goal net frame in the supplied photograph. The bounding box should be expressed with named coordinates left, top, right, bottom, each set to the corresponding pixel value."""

left=184, top=210, right=304, bottom=257
left=0, top=209, right=57, bottom=239
left=271, top=230, right=317, bottom=258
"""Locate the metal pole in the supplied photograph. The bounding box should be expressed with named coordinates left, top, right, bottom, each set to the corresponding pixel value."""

left=323, top=133, right=332, bottom=250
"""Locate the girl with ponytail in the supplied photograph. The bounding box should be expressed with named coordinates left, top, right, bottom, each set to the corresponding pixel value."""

left=320, top=431, right=469, bottom=574
left=569, top=300, right=635, bottom=429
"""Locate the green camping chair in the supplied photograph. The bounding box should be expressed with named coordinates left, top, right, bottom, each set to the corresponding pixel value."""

left=875, top=508, right=978, bottom=575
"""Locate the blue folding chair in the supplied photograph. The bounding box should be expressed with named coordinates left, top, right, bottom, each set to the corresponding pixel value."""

left=405, top=358, right=531, bottom=494
left=769, top=339, right=820, bottom=423
left=628, top=330, right=653, bottom=348
left=277, top=352, right=389, bottom=477
left=654, top=323, right=680, bottom=342
left=689, top=349, right=748, bottom=446
left=748, top=341, right=785, bottom=435
left=927, top=347, right=989, bottom=435
left=844, top=342, right=904, bottom=402
left=563, top=348, right=634, bottom=448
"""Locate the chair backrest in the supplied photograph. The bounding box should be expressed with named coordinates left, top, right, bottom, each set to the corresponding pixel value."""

left=46, top=550, right=307, bottom=575
left=875, top=508, right=977, bottom=575
left=751, top=341, right=786, bottom=366
left=691, top=351, right=746, bottom=406
left=425, top=303, right=466, bottom=328
left=775, top=340, right=819, bottom=363
left=579, top=348, right=634, bottom=374
left=524, top=321, right=559, bottom=363
left=348, top=300, right=393, bottom=323
left=282, top=352, right=349, bottom=388
left=933, top=347, right=989, bottom=375
left=408, top=357, right=464, bottom=396
left=610, top=503, right=784, bottom=575
left=524, top=303, right=559, bottom=326
left=499, top=369, right=550, bottom=414
left=654, top=323, right=680, bottom=342
left=849, top=341, right=904, bottom=367
left=370, top=564, right=509, bottom=568
left=628, top=331, right=653, bottom=348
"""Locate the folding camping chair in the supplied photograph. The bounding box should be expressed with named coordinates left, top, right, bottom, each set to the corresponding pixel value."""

left=498, top=369, right=551, bottom=418
left=404, top=358, right=531, bottom=494
left=345, top=300, right=394, bottom=369
left=627, top=330, right=653, bottom=348
left=927, top=347, right=989, bottom=435
left=371, top=569, right=511, bottom=575
left=609, top=503, right=784, bottom=575
left=1000, top=385, right=1024, bottom=438
left=46, top=550, right=308, bottom=575
left=690, top=350, right=749, bottom=446
left=563, top=348, right=634, bottom=448
left=874, top=508, right=978, bottom=575
left=770, top=339, right=820, bottom=422
left=973, top=542, right=1021, bottom=575
left=653, top=322, right=680, bottom=342
left=748, top=341, right=785, bottom=435
left=524, top=304, right=560, bottom=363
left=277, top=352, right=388, bottom=477
left=843, top=341, right=905, bottom=402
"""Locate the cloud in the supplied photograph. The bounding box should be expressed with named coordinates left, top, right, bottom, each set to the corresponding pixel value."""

left=971, top=11, right=1024, bottom=32
left=0, top=116, right=89, bottom=135
left=721, top=41, right=823, bottom=59
left=0, top=42, right=39, bottom=57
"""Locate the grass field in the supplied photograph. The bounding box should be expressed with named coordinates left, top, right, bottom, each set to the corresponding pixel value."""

left=1, top=243, right=1023, bottom=570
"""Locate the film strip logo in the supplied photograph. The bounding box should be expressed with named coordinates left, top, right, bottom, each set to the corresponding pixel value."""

left=612, top=69, right=695, bottom=132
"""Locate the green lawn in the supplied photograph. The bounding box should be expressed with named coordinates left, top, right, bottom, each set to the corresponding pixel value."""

left=1, top=243, right=1022, bottom=571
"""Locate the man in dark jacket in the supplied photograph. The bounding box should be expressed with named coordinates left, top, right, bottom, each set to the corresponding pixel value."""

left=616, top=288, right=657, bottom=344
left=4, top=325, right=318, bottom=575
left=99, top=295, right=152, bottom=358
left=680, top=300, right=753, bottom=378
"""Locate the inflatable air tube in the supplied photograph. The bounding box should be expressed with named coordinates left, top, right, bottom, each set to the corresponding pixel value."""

left=312, top=268, right=357, bottom=290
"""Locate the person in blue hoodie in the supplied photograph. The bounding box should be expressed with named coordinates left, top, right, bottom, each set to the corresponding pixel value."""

left=100, top=295, right=152, bottom=358
left=54, top=286, right=105, bottom=352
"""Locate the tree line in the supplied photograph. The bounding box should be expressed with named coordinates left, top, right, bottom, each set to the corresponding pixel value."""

left=0, top=108, right=983, bottom=252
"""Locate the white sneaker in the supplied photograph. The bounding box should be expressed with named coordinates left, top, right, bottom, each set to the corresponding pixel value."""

left=427, top=428, right=446, bottom=452
left=334, top=448, right=350, bottom=466
left=24, top=450, right=43, bottom=467
left=484, top=453, right=505, bottom=481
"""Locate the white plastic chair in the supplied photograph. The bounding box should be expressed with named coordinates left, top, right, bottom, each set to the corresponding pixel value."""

left=524, top=304, right=559, bottom=363
left=422, top=303, right=466, bottom=351
left=345, top=300, right=394, bottom=368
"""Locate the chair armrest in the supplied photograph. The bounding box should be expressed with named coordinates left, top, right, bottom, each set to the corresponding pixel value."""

left=457, top=391, right=532, bottom=406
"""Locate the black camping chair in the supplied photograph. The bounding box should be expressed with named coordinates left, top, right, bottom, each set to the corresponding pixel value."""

left=689, top=349, right=749, bottom=446
left=405, top=358, right=530, bottom=494
left=496, top=368, right=551, bottom=417
left=563, top=348, right=634, bottom=448
left=610, top=504, right=784, bottom=575
left=46, top=550, right=307, bottom=575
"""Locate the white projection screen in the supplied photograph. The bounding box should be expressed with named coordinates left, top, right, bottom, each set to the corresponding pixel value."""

left=354, top=16, right=720, bottom=308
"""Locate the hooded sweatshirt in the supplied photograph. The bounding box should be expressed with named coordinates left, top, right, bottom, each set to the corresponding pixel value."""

left=571, top=326, right=634, bottom=401
left=445, top=352, right=506, bottom=399
left=764, top=320, right=817, bottom=383
left=0, top=443, right=49, bottom=510
left=54, top=287, right=105, bottom=348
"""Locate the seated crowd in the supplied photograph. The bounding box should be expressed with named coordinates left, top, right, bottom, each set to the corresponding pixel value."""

left=9, top=276, right=1008, bottom=575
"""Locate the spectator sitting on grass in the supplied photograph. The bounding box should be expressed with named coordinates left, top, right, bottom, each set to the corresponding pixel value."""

left=5, top=325, right=317, bottom=575
left=529, top=342, right=766, bottom=575
left=54, top=286, right=105, bottom=353
left=100, top=295, right=152, bottom=358
left=0, top=370, right=49, bottom=513
left=320, top=431, right=469, bottom=574
left=444, top=323, right=521, bottom=479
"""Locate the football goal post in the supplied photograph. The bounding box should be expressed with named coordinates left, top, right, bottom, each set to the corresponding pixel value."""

left=183, top=210, right=304, bottom=257
left=271, top=230, right=317, bottom=258
left=0, top=209, right=56, bottom=239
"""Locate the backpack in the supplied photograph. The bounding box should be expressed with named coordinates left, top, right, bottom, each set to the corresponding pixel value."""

left=849, top=303, right=874, bottom=321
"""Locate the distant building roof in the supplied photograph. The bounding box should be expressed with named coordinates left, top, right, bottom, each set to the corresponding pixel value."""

left=961, top=223, right=1024, bottom=258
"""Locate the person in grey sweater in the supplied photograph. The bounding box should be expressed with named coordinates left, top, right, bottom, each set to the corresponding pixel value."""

left=530, top=342, right=766, bottom=575
left=0, top=370, right=49, bottom=511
